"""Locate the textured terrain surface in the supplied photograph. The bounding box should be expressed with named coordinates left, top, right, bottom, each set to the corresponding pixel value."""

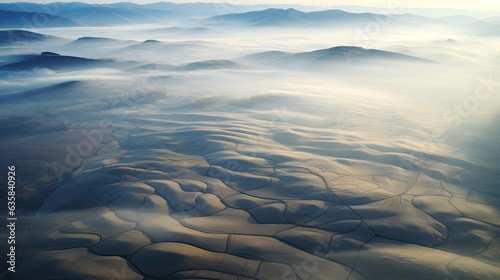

left=1, top=6, right=500, bottom=279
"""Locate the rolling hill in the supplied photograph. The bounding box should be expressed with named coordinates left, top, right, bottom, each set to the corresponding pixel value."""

left=0, top=30, right=58, bottom=46
left=0, top=52, right=131, bottom=72
left=241, top=46, right=433, bottom=68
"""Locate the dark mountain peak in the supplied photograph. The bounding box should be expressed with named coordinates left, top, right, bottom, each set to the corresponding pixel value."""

left=41, top=51, right=60, bottom=56
left=189, top=27, right=210, bottom=32
left=74, top=37, right=117, bottom=43
left=282, top=8, right=302, bottom=12
left=260, top=8, right=303, bottom=14
left=328, top=46, right=366, bottom=51
left=313, top=45, right=381, bottom=54
left=308, top=46, right=367, bottom=56
left=315, top=9, right=349, bottom=15
left=297, top=45, right=433, bottom=64
left=143, top=39, right=161, bottom=44
left=183, top=59, right=243, bottom=70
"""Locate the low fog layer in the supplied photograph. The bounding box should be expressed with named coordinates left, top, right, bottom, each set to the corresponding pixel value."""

left=0, top=4, right=499, bottom=280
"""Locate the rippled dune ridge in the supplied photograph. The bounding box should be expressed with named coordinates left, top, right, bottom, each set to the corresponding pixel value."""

left=0, top=2, right=500, bottom=280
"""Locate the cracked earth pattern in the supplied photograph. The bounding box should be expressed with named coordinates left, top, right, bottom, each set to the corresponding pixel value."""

left=8, top=94, right=500, bottom=280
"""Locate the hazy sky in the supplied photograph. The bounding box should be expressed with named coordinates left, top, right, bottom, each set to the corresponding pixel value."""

left=12, top=0, right=500, bottom=11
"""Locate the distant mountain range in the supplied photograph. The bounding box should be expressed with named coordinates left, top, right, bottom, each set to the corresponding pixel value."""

left=208, top=8, right=443, bottom=27
left=208, top=7, right=500, bottom=28
left=0, top=5, right=436, bottom=28
left=1, top=2, right=498, bottom=30
left=0, top=10, right=80, bottom=28
left=333, top=5, right=500, bottom=18
left=0, top=2, right=177, bottom=26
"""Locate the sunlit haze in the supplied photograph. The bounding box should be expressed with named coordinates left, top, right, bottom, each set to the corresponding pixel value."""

left=1, top=1, right=500, bottom=279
